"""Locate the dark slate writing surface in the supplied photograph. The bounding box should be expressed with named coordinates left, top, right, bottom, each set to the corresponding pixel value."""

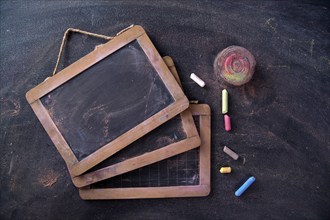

left=91, top=116, right=200, bottom=188
left=91, top=148, right=200, bottom=188
left=88, top=114, right=187, bottom=172
left=41, top=41, right=174, bottom=160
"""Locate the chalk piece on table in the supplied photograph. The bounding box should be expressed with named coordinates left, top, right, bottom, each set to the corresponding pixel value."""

left=219, top=167, right=232, bottom=174
left=235, top=176, right=256, bottom=197
left=222, top=89, right=228, bottom=114
left=223, top=146, right=239, bottom=160
left=190, top=73, right=205, bottom=87
left=224, top=114, right=231, bottom=131
left=189, top=100, right=199, bottom=104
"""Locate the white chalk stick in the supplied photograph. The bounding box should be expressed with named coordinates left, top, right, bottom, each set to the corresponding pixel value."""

left=223, top=146, right=239, bottom=160
left=190, top=73, right=205, bottom=87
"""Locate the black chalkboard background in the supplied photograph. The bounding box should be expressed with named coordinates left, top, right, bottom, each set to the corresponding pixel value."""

left=0, top=1, right=329, bottom=219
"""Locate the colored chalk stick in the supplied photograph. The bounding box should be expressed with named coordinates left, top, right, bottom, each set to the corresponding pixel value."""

left=235, top=176, right=256, bottom=197
left=190, top=73, right=205, bottom=87
left=222, top=89, right=228, bottom=114
left=224, top=114, right=231, bottom=131
left=223, top=146, right=239, bottom=160
left=219, top=167, right=232, bottom=174
left=189, top=100, right=199, bottom=104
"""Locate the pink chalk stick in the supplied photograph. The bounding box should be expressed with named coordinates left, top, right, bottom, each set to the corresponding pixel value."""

left=224, top=115, right=231, bottom=131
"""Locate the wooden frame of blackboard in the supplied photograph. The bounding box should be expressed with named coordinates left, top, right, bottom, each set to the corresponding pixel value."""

left=72, top=56, right=200, bottom=187
left=25, top=25, right=189, bottom=177
left=79, top=104, right=211, bottom=199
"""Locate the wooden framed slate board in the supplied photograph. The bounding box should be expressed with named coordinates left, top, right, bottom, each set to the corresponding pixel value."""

left=72, top=56, right=201, bottom=187
left=26, top=25, right=189, bottom=176
left=79, top=104, right=211, bottom=199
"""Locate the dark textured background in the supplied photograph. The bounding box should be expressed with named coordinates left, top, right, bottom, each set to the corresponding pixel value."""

left=1, top=1, right=329, bottom=219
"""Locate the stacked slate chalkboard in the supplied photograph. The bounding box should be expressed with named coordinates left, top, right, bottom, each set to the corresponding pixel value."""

left=26, top=25, right=211, bottom=199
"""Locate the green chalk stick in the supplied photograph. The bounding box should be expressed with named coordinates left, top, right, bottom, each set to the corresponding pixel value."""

left=222, top=89, right=228, bottom=114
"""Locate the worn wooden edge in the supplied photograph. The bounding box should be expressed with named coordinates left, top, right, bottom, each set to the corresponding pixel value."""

left=78, top=104, right=211, bottom=199
left=79, top=185, right=210, bottom=200
left=26, top=25, right=145, bottom=104
left=137, top=35, right=185, bottom=101
left=162, top=56, right=174, bottom=67
left=191, top=104, right=211, bottom=188
left=30, top=99, right=78, bottom=167
left=179, top=109, right=198, bottom=138
left=162, top=56, right=196, bottom=137
left=71, top=98, right=189, bottom=176
left=198, top=112, right=211, bottom=186
left=162, top=55, right=199, bottom=139
left=163, top=56, right=182, bottom=88
left=189, top=104, right=211, bottom=116
left=72, top=135, right=200, bottom=187
left=72, top=56, right=200, bottom=187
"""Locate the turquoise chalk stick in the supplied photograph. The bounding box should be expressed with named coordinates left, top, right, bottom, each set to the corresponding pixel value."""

left=235, top=176, right=256, bottom=197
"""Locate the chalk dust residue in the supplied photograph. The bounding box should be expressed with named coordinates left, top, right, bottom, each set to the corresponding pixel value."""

left=0, top=98, right=20, bottom=117
left=38, top=169, right=60, bottom=187
left=8, top=154, right=15, bottom=175
left=265, top=17, right=277, bottom=34
left=188, top=173, right=199, bottom=184
left=155, top=136, right=176, bottom=146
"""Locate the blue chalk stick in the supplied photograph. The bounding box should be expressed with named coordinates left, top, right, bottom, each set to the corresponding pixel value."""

left=235, top=176, right=256, bottom=197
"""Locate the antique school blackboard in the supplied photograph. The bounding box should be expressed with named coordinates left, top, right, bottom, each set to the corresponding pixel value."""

left=72, top=56, right=200, bottom=187
left=26, top=26, right=189, bottom=176
left=79, top=104, right=211, bottom=199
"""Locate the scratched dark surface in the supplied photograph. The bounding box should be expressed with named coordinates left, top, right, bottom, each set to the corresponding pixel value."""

left=91, top=142, right=200, bottom=188
left=41, top=40, right=174, bottom=161
left=87, top=114, right=186, bottom=172
left=91, top=116, right=201, bottom=188
left=0, top=1, right=329, bottom=220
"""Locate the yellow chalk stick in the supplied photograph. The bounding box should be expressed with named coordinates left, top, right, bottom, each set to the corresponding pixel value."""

left=222, top=89, right=228, bottom=114
left=219, top=167, right=232, bottom=174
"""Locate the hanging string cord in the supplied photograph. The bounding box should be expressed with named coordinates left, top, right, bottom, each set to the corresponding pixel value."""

left=52, top=28, right=113, bottom=76
left=52, top=25, right=134, bottom=76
